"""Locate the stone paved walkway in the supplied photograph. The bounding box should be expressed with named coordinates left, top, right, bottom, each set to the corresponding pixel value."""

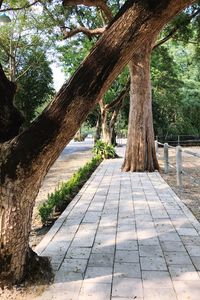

left=35, top=158, right=200, bottom=300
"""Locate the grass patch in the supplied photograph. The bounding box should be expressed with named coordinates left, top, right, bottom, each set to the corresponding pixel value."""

left=38, top=156, right=102, bottom=225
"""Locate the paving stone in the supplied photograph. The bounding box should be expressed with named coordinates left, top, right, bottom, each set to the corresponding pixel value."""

left=138, top=237, right=160, bottom=246
left=97, top=226, right=116, bottom=235
left=82, top=212, right=101, bottom=223
left=65, top=247, right=91, bottom=259
left=155, top=223, right=175, bottom=233
left=168, top=265, right=199, bottom=281
left=176, top=227, right=198, bottom=236
left=92, top=243, right=115, bottom=254
left=54, top=271, right=83, bottom=283
left=164, top=251, right=192, bottom=265
left=79, top=282, right=111, bottom=300
left=190, top=256, right=200, bottom=270
left=114, top=262, right=141, bottom=278
left=37, top=280, right=83, bottom=300
left=115, top=250, right=139, bottom=263
left=111, top=297, right=144, bottom=300
left=181, top=236, right=200, bottom=246
left=139, top=245, right=163, bottom=257
left=142, top=271, right=173, bottom=289
left=160, top=241, right=186, bottom=252
left=173, top=280, right=200, bottom=300
left=88, top=253, right=114, bottom=267
left=140, top=256, right=168, bottom=271
left=184, top=245, right=200, bottom=256
left=59, top=258, right=88, bottom=273
left=71, top=235, right=95, bottom=247
left=116, top=239, right=138, bottom=251
left=143, top=288, right=177, bottom=300
left=159, top=232, right=181, bottom=242
left=117, top=223, right=136, bottom=232
left=84, top=266, right=113, bottom=283
left=112, top=277, right=143, bottom=298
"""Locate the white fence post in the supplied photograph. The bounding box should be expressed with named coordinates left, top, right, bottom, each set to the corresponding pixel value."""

left=155, top=140, right=158, bottom=157
left=164, top=143, right=169, bottom=174
left=176, top=145, right=182, bottom=188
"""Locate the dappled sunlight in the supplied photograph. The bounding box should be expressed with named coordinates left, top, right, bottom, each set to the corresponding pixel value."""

left=34, top=157, right=200, bottom=300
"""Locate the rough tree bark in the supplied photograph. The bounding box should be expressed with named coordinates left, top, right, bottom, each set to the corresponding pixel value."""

left=123, top=43, right=159, bottom=171
left=0, top=0, right=195, bottom=285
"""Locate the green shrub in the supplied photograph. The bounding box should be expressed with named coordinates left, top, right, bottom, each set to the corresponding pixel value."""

left=92, top=140, right=116, bottom=159
left=38, top=156, right=102, bottom=225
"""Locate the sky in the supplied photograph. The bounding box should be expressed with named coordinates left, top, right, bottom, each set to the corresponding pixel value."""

left=51, top=63, right=66, bottom=92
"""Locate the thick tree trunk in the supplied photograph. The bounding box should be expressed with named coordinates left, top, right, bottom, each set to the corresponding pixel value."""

left=0, top=0, right=195, bottom=284
left=0, top=178, right=41, bottom=284
left=123, top=44, right=159, bottom=171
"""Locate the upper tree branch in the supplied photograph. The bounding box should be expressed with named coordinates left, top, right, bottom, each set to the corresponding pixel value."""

left=62, top=25, right=105, bottom=39
left=0, top=0, right=39, bottom=12
left=154, top=7, right=200, bottom=49
left=63, top=0, right=113, bottom=22
left=104, top=79, right=130, bottom=111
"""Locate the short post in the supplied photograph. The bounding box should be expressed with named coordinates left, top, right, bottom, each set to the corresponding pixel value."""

left=155, top=140, right=158, bottom=156
left=178, top=135, right=180, bottom=145
left=176, top=145, right=182, bottom=188
left=164, top=143, right=169, bottom=174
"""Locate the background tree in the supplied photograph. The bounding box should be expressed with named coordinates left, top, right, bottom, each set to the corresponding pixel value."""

left=0, top=5, right=55, bottom=128
left=15, top=51, right=55, bottom=127
left=152, top=4, right=200, bottom=136
left=123, top=4, right=200, bottom=171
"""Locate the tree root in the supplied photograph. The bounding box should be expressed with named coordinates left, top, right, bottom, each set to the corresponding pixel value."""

left=25, top=247, right=54, bottom=285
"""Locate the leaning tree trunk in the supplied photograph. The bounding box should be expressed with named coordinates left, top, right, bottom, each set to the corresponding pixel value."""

left=123, top=44, right=159, bottom=171
left=0, top=0, right=195, bottom=285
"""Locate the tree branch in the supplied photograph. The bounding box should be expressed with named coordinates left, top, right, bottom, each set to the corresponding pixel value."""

left=63, top=0, right=113, bottom=22
left=0, top=0, right=39, bottom=12
left=104, top=79, right=130, bottom=111
left=154, top=7, right=200, bottom=49
left=62, top=25, right=106, bottom=39
left=0, top=39, right=13, bottom=59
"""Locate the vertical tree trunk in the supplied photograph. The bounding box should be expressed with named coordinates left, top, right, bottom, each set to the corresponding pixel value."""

left=99, top=99, right=111, bottom=144
left=123, top=44, right=159, bottom=172
left=94, top=114, right=101, bottom=142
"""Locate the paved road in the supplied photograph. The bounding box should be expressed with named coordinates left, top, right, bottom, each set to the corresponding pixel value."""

left=35, top=157, right=200, bottom=300
left=59, top=138, right=94, bottom=159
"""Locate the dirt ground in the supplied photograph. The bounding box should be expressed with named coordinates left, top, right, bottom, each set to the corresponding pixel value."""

left=30, top=148, right=93, bottom=248
left=158, top=146, right=200, bottom=222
